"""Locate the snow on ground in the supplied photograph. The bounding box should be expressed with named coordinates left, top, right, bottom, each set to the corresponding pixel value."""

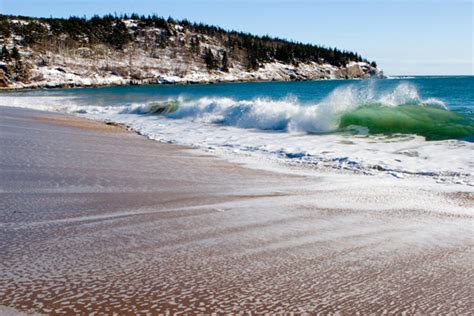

left=0, top=16, right=382, bottom=90
left=8, top=59, right=370, bottom=89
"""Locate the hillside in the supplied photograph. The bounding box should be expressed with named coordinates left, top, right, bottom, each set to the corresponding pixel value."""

left=0, top=14, right=384, bottom=89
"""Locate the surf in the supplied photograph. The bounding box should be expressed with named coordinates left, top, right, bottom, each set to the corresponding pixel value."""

left=0, top=81, right=472, bottom=141
left=339, top=103, right=474, bottom=141
left=1, top=77, right=473, bottom=184
left=136, top=82, right=473, bottom=141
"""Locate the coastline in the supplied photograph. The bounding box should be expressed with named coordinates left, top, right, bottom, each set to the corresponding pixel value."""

left=0, top=75, right=372, bottom=92
left=0, top=14, right=384, bottom=92
left=1, top=106, right=473, bottom=314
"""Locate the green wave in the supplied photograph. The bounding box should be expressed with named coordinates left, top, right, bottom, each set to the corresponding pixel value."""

left=339, top=104, right=474, bottom=141
left=147, top=100, right=179, bottom=114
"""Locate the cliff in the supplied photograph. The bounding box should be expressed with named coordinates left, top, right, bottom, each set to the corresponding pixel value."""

left=0, top=15, right=384, bottom=89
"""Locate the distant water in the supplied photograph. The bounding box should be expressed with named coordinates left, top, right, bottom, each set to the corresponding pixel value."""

left=1, top=76, right=473, bottom=184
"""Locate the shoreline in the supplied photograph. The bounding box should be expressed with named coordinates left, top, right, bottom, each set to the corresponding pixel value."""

left=2, top=78, right=472, bottom=188
left=1, top=106, right=473, bottom=314
left=5, top=74, right=471, bottom=92
left=0, top=76, right=369, bottom=92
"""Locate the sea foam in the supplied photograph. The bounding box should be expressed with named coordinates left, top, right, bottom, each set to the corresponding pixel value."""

left=0, top=81, right=472, bottom=185
left=0, top=82, right=449, bottom=135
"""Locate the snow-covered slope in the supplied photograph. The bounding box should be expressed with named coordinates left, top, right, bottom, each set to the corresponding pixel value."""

left=0, top=17, right=384, bottom=89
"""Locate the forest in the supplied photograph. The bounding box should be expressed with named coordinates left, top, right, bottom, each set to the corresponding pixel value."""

left=0, top=13, right=376, bottom=70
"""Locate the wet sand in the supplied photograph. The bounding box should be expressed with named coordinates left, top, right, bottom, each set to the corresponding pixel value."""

left=0, top=106, right=473, bottom=314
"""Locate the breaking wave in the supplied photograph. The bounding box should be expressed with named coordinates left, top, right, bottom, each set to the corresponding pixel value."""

left=340, top=104, right=474, bottom=141
left=1, top=82, right=472, bottom=140
left=141, top=82, right=471, bottom=140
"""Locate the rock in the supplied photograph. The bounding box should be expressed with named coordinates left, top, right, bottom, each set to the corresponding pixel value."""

left=31, top=73, right=45, bottom=82
left=346, top=64, right=365, bottom=78
left=77, top=47, right=93, bottom=58
left=131, top=70, right=148, bottom=80
left=369, top=67, right=385, bottom=79
left=107, top=66, right=129, bottom=78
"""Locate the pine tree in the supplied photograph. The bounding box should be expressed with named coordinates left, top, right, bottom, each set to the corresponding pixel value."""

left=190, top=36, right=200, bottom=53
left=221, top=51, right=229, bottom=72
left=0, top=19, right=10, bottom=38
left=247, top=51, right=258, bottom=70
left=204, top=48, right=217, bottom=70
left=11, top=47, right=20, bottom=61
left=0, top=45, right=10, bottom=62
left=109, top=21, right=130, bottom=49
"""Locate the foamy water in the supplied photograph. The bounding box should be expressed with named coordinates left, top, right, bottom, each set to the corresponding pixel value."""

left=1, top=99, right=473, bottom=315
left=1, top=77, right=473, bottom=186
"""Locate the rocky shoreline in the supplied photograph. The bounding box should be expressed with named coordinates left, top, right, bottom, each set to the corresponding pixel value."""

left=0, top=59, right=383, bottom=90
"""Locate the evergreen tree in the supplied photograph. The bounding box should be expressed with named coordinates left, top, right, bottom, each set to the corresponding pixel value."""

left=221, top=51, right=229, bottom=72
left=247, top=51, right=258, bottom=70
left=109, top=21, right=130, bottom=49
left=11, top=47, right=20, bottom=61
left=190, top=36, right=200, bottom=53
left=204, top=48, right=217, bottom=70
left=0, top=45, right=10, bottom=62
left=0, top=19, right=10, bottom=38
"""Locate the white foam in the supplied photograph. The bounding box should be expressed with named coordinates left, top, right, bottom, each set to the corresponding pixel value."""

left=0, top=82, right=447, bottom=133
left=0, top=83, right=471, bottom=186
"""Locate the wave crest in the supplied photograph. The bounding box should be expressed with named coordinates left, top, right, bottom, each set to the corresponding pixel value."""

left=161, top=82, right=452, bottom=135
left=1, top=82, right=468, bottom=140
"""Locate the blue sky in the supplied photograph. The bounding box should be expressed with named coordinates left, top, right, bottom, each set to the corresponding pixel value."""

left=1, top=0, right=472, bottom=75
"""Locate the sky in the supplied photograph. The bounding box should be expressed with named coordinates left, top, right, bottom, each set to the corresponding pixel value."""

left=1, top=0, right=472, bottom=75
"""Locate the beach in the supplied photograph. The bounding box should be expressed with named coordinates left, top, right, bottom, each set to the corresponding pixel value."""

left=1, top=106, right=473, bottom=314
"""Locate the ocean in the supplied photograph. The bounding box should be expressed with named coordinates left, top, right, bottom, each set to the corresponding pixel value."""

left=1, top=76, right=473, bottom=185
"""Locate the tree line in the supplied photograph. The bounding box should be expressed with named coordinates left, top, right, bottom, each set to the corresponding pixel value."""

left=0, top=14, right=376, bottom=70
